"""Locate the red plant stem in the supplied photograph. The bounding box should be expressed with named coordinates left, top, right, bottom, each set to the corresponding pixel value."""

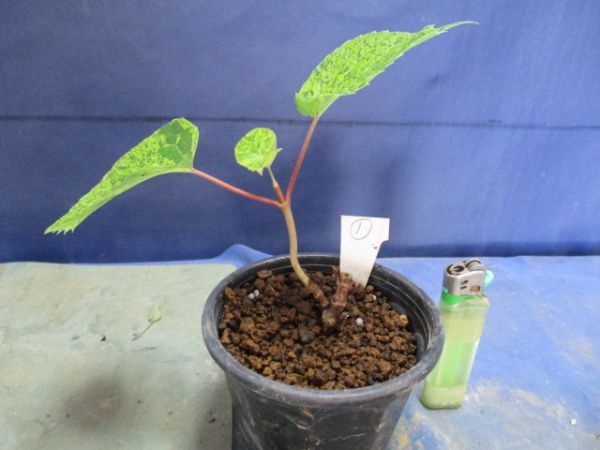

left=285, top=116, right=320, bottom=201
left=267, top=167, right=286, bottom=204
left=189, top=168, right=280, bottom=207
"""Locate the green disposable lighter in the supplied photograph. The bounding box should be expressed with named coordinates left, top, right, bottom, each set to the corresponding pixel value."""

left=420, top=258, right=494, bottom=409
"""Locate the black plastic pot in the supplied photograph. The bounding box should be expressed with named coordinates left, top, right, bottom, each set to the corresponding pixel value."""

left=202, top=254, right=444, bottom=450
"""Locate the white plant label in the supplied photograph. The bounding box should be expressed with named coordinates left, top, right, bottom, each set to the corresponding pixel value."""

left=340, top=215, right=390, bottom=286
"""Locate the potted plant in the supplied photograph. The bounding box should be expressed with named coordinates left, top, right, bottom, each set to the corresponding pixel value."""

left=47, top=22, right=474, bottom=449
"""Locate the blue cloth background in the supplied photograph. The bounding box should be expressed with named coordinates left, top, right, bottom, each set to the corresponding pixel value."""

left=1, top=1, right=599, bottom=262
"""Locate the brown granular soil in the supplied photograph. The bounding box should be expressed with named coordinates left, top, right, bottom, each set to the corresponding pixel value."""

left=218, top=267, right=418, bottom=390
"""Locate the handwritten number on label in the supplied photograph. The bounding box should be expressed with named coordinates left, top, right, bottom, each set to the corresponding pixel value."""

left=350, top=218, right=373, bottom=240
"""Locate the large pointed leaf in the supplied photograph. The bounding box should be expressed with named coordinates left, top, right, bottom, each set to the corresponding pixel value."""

left=45, top=118, right=199, bottom=234
left=234, top=128, right=281, bottom=175
left=295, top=22, right=475, bottom=118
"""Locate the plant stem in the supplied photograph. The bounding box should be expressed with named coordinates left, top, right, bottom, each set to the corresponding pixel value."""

left=269, top=168, right=328, bottom=309
left=190, top=168, right=279, bottom=207
left=132, top=321, right=155, bottom=341
left=285, top=116, right=320, bottom=201
left=267, top=167, right=285, bottom=204
left=280, top=200, right=329, bottom=308
left=283, top=117, right=354, bottom=330
left=322, top=273, right=353, bottom=332
left=280, top=201, right=309, bottom=285
left=269, top=167, right=309, bottom=284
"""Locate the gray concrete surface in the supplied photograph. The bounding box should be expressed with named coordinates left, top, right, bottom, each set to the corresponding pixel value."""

left=0, top=262, right=235, bottom=450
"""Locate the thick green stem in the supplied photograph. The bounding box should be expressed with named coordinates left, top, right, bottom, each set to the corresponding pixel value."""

left=269, top=168, right=329, bottom=309
left=280, top=201, right=329, bottom=309
left=280, top=201, right=309, bottom=286
left=270, top=168, right=307, bottom=284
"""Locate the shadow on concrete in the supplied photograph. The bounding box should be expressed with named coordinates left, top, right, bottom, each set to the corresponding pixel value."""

left=62, top=375, right=123, bottom=430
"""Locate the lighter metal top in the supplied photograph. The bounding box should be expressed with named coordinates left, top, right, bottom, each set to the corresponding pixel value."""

left=443, top=258, right=486, bottom=296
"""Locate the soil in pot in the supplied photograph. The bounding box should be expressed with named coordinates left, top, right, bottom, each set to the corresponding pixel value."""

left=218, top=267, right=418, bottom=390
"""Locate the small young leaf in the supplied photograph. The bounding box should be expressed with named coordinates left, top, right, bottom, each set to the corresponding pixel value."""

left=234, top=128, right=281, bottom=175
left=295, top=22, right=476, bottom=117
left=132, top=303, right=162, bottom=341
left=45, top=118, right=199, bottom=234
left=147, top=303, right=162, bottom=324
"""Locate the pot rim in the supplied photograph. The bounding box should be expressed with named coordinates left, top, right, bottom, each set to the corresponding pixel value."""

left=202, top=253, right=444, bottom=407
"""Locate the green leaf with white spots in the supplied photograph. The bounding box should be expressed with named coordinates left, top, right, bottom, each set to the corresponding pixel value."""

left=295, top=22, right=476, bottom=117
left=45, top=118, right=199, bottom=234
left=234, top=128, right=281, bottom=175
